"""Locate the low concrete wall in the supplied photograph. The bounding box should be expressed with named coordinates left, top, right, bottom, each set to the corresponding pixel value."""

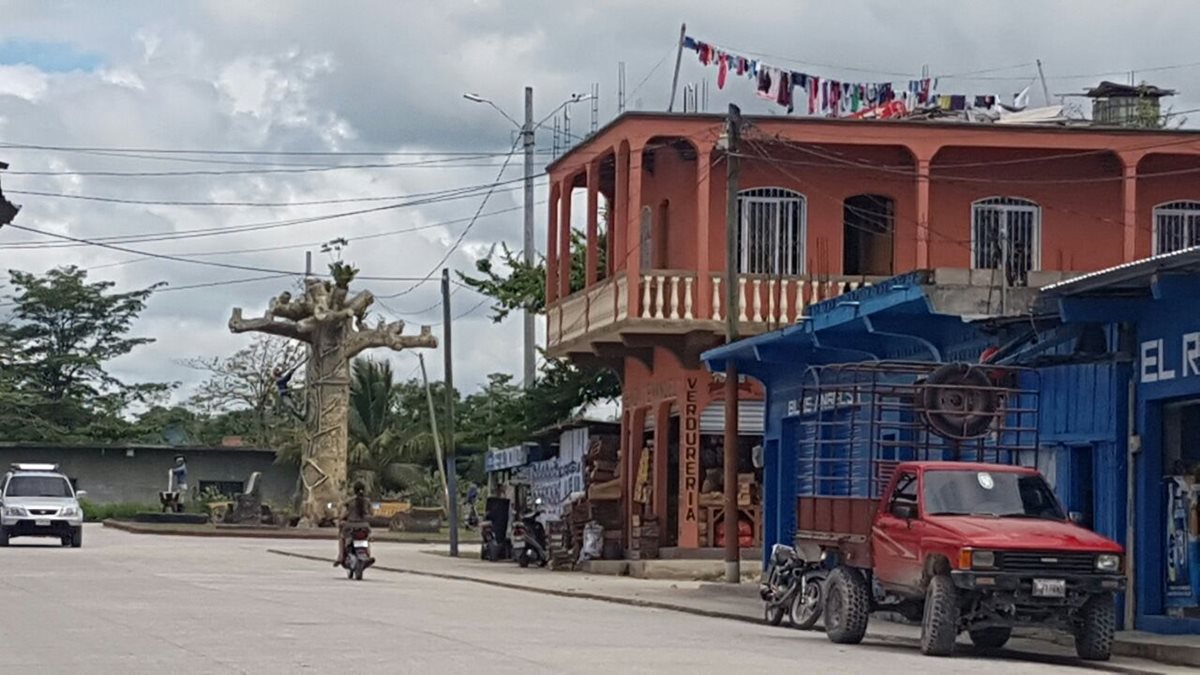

left=0, top=445, right=296, bottom=506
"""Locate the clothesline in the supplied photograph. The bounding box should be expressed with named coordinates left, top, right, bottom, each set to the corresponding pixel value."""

left=684, top=34, right=1028, bottom=119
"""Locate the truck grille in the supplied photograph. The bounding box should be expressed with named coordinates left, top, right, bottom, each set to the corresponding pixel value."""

left=996, top=551, right=1095, bottom=574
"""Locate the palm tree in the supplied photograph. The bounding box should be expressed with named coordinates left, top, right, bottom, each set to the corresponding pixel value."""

left=347, top=358, right=436, bottom=498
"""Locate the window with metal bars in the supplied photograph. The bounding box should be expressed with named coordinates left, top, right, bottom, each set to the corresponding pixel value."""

left=971, top=196, right=1041, bottom=286
left=737, top=187, right=807, bottom=275
left=1153, top=201, right=1200, bottom=255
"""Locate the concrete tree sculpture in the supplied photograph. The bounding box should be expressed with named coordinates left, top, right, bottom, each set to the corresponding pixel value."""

left=229, top=262, right=436, bottom=524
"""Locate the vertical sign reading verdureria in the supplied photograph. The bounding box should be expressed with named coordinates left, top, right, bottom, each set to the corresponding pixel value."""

left=681, top=377, right=701, bottom=544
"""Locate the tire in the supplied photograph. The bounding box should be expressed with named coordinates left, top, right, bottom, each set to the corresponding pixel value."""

left=518, top=549, right=531, bottom=568
left=791, top=572, right=824, bottom=630
left=1074, top=593, right=1115, bottom=661
left=70, top=527, right=82, bottom=549
left=968, top=627, right=1012, bottom=650
left=823, top=566, right=870, bottom=645
left=346, top=566, right=354, bottom=580
left=354, top=563, right=364, bottom=581
left=920, top=574, right=959, bottom=657
left=0, top=526, right=9, bottom=547
left=765, top=602, right=786, bottom=626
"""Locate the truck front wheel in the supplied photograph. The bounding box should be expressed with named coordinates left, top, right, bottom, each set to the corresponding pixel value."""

left=823, top=566, right=870, bottom=645
left=1074, top=593, right=1115, bottom=661
left=920, top=574, right=959, bottom=656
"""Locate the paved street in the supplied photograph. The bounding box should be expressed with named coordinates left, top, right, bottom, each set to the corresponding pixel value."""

left=0, top=526, right=1188, bottom=674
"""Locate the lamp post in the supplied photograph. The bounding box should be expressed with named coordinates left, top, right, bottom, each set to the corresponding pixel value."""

left=463, top=90, right=595, bottom=391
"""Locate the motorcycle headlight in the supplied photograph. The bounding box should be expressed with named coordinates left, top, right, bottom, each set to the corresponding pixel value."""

left=3, top=506, right=27, bottom=517
left=1096, top=554, right=1121, bottom=573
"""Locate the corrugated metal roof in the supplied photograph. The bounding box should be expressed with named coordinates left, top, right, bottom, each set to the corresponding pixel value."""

left=1040, top=246, right=1200, bottom=297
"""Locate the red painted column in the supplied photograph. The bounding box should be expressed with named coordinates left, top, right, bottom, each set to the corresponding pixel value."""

left=695, top=148, right=712, bottom=319
left=558, top=176, right=573, bottom=299
left=613, top=144, right=629, bottom=274
left=626, top=144, right=645, bottom=317
left=916, top=157, right=931, bottom=269
left=1122, top=158, right=1139, bottom=262
left=546, top=185, right=559, bottom=304
left=586, top=162, right=600, bottom=286
left=652, top=398, right=671, bottom=539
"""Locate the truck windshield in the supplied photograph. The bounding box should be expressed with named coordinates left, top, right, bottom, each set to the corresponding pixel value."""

left=923, top=470, right=1065, bottom=521
left=5, top=476, right=73, bottom=498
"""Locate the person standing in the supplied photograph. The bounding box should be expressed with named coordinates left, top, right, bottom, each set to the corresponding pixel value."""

left=170, top=455, right=189, bottom=506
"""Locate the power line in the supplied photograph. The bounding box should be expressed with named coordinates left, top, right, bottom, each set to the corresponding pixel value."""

left=1, top=221, right=446, bottom=282
left=0, top=177, right=543, bottom=250
left=0, top=140, right=553, bottom=157
left=155, top=274, right=295, bottom=293
left=385, top=137, right=523, bottom=298
left=0, top=154, right=534, bottom=178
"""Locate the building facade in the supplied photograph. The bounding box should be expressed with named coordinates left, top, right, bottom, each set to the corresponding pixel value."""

left=0, top=443, right=296, bottom=506
left=546, top=111, right=1200, bottom=554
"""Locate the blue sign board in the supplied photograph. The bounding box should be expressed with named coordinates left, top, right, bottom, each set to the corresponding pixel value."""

left=485, top=445, right=528, bottom=473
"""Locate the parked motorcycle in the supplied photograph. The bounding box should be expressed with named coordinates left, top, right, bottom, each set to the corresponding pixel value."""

left=513, top=499, right=548, bottom=568
left=341, top=526, right=374, bottom=581
left=760, top=543, right=826, bottom=629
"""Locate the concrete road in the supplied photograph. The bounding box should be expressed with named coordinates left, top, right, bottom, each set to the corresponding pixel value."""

left=0, top=526, right=1178, bottom=674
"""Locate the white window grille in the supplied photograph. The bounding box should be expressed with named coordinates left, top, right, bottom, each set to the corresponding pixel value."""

left=737, top=187, right=807, bottom=275
left=971, top=196, right=1041, bottom=286
left=1153, top=201, right=1200, bottom=255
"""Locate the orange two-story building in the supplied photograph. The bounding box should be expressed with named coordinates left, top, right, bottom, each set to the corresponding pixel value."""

left=545, top=111, right=1200, bottom=556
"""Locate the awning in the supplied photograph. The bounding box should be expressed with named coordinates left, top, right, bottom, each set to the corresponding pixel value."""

left=702, top=270, right=991, bottom=381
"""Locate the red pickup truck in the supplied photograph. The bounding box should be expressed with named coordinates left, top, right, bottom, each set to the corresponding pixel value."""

left=819, top=461, right=1125, bottom=659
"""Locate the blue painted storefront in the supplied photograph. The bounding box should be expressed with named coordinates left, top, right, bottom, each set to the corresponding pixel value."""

left=705, top=262, right=1200, bottom=634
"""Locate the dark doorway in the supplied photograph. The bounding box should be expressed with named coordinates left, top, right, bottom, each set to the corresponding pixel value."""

left=843, top=194, right=895, bottom=276
left=666, top=414, right=681, bottom=547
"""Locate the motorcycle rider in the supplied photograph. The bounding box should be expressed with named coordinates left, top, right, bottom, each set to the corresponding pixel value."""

left=333, top=481, right=374, bottom=567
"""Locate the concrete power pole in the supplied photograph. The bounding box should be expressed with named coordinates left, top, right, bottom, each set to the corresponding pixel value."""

left=723, top=104, right=743, bottom=583
left=443, top=268, right=460, bottom=557
left=523, top=86, right=537, bottom=390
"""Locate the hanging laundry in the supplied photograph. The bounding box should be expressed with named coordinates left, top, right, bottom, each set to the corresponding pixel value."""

left=757, top=68, right=775, bottom=101
left=683, top=36, right=698, bottom=51
left=736, top=56, right=747, bottom=77
left=938, top=95, right=952, bottom=110
left=718, top=54, right=729, bottom=90
left=950, top=94, right=967, bottom=111
left=809, top=76, right=821, bottom=115
left=777, top=70, right=793, bottom=112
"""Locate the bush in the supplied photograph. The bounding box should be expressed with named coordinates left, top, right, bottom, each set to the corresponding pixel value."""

left=81, top=500, right=160, bottom=522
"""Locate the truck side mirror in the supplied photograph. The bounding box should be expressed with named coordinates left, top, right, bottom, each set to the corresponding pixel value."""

left=891, top=501, right=918, bottom=520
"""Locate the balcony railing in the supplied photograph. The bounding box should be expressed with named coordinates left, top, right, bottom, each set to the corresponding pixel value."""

left=547, top=270, right=883, bottom=350
left=712, top=274, right=881, bottom=325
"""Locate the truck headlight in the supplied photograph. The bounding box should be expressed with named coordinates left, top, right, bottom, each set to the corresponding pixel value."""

left=60, top=506, right=79, bottom=518
left=958, top=549, right=995, bottom=569
left=1096, top=554, right=1121, bottom=573
left=3, top=506, right=27, bottom=517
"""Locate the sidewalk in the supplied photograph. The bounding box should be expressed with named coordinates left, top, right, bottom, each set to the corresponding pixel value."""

left=268, top=540, right=1200, bottom=671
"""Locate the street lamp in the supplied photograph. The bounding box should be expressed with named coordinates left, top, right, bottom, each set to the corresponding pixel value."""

left=463, top=89, right=595, bottom=391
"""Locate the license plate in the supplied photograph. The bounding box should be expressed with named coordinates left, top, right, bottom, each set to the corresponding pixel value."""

left=35, top=519, right=51, bottom=527
left=352, top=540, right=370, bottom=548
left=1033, top=578, right=1066, bottom=598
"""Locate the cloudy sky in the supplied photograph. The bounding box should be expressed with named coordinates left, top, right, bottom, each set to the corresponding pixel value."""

left=0, top=0, right=1197, bottom=401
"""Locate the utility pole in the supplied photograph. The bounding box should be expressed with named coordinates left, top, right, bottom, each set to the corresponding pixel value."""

left=522, top=87, right=537, bottom=390
left=305, top=251, right=312, bottom=277
left=667, top=23, right=687, bottom=112
left=442, top=268, right=460, bottom=557
left=418, top=353, right=449, bottom=511
left=1036, top=59, right=1051, bottom=106
left=722, top=104, right=743, bottom=583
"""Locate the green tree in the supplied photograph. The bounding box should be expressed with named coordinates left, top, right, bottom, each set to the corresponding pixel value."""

left=0, top=266, right=170, bottom=441
left=182, top=334, right=305, bottom=452
left=459, top=228, right=620, bottom=437
left=346, top=358, right=433, bottom=497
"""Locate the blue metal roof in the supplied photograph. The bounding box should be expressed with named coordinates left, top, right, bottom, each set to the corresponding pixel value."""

left=702, top=271, right=985, bottom=378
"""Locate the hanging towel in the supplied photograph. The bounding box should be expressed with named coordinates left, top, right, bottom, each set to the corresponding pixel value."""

left=683, top=36, right=698, bottom=51
left=777, top=71, right=793, bottom=112
left=757, top=68, right=774, bottom=100
left=718, top=54, right=729, bottom=89
left=809, top=76, right=821, bottom=114
left=950, top=94, right=967, bottom=111
left=766, top=67, right=783, bottom=102
left=938, top=95, right=952, bottom=110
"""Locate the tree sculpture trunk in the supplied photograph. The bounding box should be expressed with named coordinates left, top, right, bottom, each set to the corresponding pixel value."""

left=229, top=268, right=436, bottom=525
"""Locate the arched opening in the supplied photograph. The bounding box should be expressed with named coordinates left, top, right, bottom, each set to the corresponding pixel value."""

left=1153, top=200, right=1200, bottom=255
left=842, top=194, right=895, bottom=276
left=737, top=187, right=807, bottom=275
left=971, top=196, right=1042, bottom=286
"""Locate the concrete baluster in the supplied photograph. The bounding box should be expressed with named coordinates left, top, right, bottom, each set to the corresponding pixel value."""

left=684, top=277, right=694, bottom=320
